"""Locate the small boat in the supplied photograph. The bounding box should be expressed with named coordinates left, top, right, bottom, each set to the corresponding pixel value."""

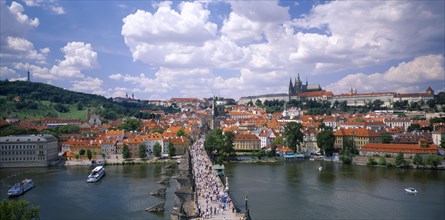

left=8, top=179, right=35, bottom=197
left=309, top=157, right=315, bottom=161
left=87, top=166, right=105, bottom=183
left=405, top=187, right=417, bottom=194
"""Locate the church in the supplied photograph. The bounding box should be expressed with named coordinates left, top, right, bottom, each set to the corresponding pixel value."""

left=238, top=74, right=327, bottom=105
left=288, top=73, right=322, bottom=99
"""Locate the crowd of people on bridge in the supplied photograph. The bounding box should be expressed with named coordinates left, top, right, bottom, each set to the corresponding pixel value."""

left=190, top=138, right=235, bottom=219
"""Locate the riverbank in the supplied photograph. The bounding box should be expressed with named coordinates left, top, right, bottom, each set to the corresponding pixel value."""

left=62, top=158, right=178, bottom=166
left=226, top=155, right=445, bottom=170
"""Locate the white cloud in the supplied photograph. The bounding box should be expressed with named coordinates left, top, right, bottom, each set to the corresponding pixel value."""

left=50, top=42, right=98, bottom=78
left=122, top=1, right=217, bottom=67
left=50, top=5, right=65, bottom=15
left=0, top=66, right=17, bottom=78
left=72, top=76, right=104, bottom=95
left=8, top=1, right=39, bottom=26
left=3, top=36, right=47, bottom=63
left=229, top=1, right=290, bottom=23
left=24, top=0, right=65, bottom=14
left=115, top=1, right=444, bottom=99
left=6, top=36, right=33, bottom=50
left=383, top=55, right=444, bottom=83
left=221, top=12, right=262, bottom=43
left=13, top=62, right=52, bottom=80
left=326, top=54, right=445, bottom=94
left=292, top=1, right=445, bottom=73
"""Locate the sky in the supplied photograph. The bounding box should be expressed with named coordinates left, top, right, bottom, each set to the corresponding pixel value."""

left=1, top=0, right=444, bottom=101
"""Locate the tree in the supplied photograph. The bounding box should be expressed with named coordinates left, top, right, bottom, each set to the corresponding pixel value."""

left=204, top=129, right=235, bottom=162
left=367, top=157, right=377, bottom=166
left=221, top=131, right=236, bottom=160
left=86, top=149, right=93, bottom=160
left=167, top=142, right=175, bottom=158
left=339, top=101, right=348, bottom=112
left=283, top=122, right=304, bottom=152
left=342, top=137, right=356, bottom=155
left=378, top=156, right=387, bottom=166
left=176, top=127, right=186, bottom=137
left=273, top=136, right=284, bottom=146
left=138, top=143, right=147, bottom=158
left=122, top=144, right=131, bottom=159
left=255, top=99, right=262, bottom=106
left=118, top=118, right=141, bottom=131
left=340, top=154, right=352, bottom=164
left=204, top=128, right=225, bottom=154
left=246, top=101, right=253, bottom=107
left=395, top=153, right=407, bottom=167
left=316, top=130, right=335, bottom=156
left=53, top=103, right=69, bottom=113
left=381, top=133, right=393, bottom=144
left=407, top=124, right=421, bottom=132
left=79, top=149, right=86, bottom=156
left=423, top=154, right=442, bottom=168
left=57, top=125, right=80, bottom=134
left=0, top=199, right=40, bottom=220
left=153, top=142, right=162, bottom=157
left=413, top=154, right=424, bottom=166
left=75, top=154, right=79, bottom=160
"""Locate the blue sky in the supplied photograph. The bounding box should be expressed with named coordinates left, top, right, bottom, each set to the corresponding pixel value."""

left=1, top=0, right=444, bottom=100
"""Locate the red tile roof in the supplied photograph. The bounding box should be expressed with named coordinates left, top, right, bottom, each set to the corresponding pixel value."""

left=361, top=143, right=438, bottom=154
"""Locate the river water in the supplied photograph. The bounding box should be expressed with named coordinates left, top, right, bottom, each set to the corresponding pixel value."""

left=1, top=161, right=444, bottom=220
left=0, top=164, right=176, bottom=220
left=225, top=160, right=445, bottom=220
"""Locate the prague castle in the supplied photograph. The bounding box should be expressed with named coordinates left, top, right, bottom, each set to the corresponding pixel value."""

left=238, top=73, right=434, bottom=107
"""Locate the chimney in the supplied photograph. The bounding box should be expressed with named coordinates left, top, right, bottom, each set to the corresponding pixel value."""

left=418, top=139, right=428, bottom=148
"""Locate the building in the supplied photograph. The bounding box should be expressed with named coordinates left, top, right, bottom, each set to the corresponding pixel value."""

left=288, top=73, right=322, bottom=99
left=0, top=135, right=58, bottom=167
left=432, top=127, right=445, bottom=147
left=383, top=118, right=411, bottom=131
left=360, top=141, right=438, bottom=159
left=331, top=91, right=395, bottom=107
left=334, top=128, right=382, bottom=150
left=394, top=87, right=434, bottom=103
left=238, top=73, right=323, bottom=104
left=143, top=133, right=163, bottom=157
left=233, top=133, right=261, bottom=151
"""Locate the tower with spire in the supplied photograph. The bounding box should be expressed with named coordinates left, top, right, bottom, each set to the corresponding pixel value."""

left=288, top=73, right=321, bottom=98
left=27, top=68, right=30, bottom=82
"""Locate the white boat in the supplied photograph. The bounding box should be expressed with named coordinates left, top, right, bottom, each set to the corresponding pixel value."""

left=319, top=166, right=323, bottom=171
left=7, top=179, right=35, bottom=197
left=87, top=166, right=105, bottom=183
left=405, top=187, right=417, bottom=194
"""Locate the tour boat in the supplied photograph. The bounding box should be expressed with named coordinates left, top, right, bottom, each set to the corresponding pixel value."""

left=7, top=179, right=35, bottom=197
left=405, top=187, right=418, bottom=194
left=87, top=166, right=105, bottom=183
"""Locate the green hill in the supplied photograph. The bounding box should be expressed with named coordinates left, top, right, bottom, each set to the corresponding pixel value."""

left=0, top=80, right=177, bottom=120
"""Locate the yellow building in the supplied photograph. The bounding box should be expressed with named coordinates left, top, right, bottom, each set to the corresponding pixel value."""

left=334, top=128, right=381, bottom=150
left=233, top=133, right=261, bottom=151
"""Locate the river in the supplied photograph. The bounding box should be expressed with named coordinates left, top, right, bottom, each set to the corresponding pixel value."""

left=0, top=164, right=176, bottom=220
left=1, top=161, right=444, bottom=220
left=225, top=160, right=445, bottom=220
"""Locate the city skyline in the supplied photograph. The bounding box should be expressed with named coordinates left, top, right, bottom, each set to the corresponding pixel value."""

left=1, top=0, right=444, bottom=100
